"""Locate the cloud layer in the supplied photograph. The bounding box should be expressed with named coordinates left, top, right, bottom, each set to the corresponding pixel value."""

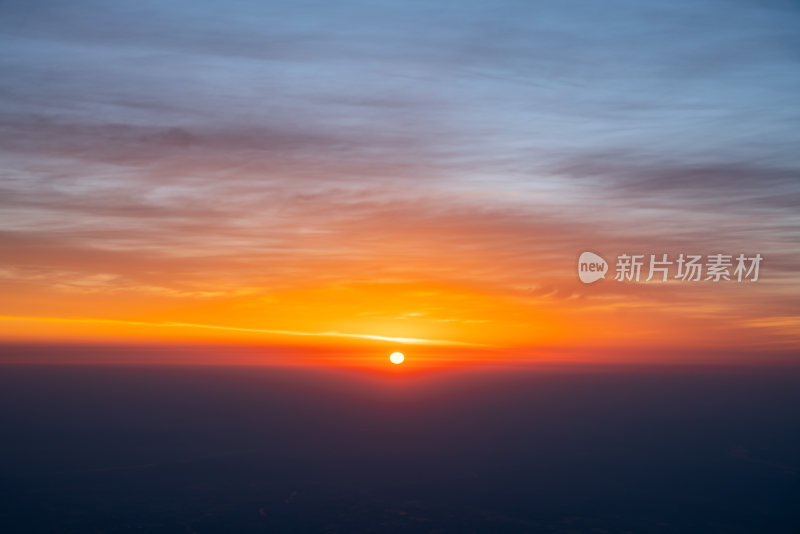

left=1, top=0, right=799, bottom=354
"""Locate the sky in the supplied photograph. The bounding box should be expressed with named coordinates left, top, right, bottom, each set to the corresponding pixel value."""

left=1, top=0, right=799, bottom=365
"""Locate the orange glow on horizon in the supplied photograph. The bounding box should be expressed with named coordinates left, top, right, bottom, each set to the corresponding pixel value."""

left=1, top=227, right=797, bottom=365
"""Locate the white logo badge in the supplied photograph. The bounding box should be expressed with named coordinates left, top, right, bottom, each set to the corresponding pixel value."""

left=578, top=251, right=608, bottom=284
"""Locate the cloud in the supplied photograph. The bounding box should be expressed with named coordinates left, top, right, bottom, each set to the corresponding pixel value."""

left=0, top=0, right=798, bottom=348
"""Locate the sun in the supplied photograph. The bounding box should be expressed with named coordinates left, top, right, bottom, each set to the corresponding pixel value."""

left=389, top=352, right=405, bottom=365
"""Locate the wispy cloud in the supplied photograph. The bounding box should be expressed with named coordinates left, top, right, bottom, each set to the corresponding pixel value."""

left=0, top=316, right=482, bottom=347
left=1, top=0, right=799, bottom=351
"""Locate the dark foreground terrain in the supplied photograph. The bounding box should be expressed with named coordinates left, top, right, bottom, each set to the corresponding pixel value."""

left=1, top=363, right=798, bottom=533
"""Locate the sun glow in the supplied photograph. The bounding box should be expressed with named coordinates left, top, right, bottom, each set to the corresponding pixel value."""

left=389, top=352, right=405, bottom=364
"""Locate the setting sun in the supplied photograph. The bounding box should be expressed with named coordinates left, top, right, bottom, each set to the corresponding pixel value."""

left=389, top=352, right=405, bottom=365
